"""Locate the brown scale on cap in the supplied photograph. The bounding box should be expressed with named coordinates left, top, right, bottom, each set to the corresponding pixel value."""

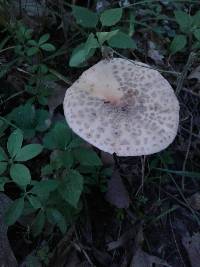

left=63, top=58, right=180, bottom=156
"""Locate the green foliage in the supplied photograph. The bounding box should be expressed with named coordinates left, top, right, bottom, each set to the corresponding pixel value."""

left=15, top=144, right=43, bottom=161
left=73, top=148, right=102, bottom=166
left=43, top=122, right=71, bottom=150
left=4, top=197, right=24, bottom=226
left=2, top=2, right=200, bottom=255
left=7, top=129, right=23, bottom=158
left=70, top=5, right=135, bottom=67
left=59, top=170, right=83, bottom=208
left=46, top=208, right=67, bottom=234
left=172, top=9, right=200, bottom=54
left=72, top=5, right=98, bottom=28
left=174, top=10, right=192, bottom=34
left=108, top=31, right=136, bottom=49
left=10, top=163, right=31, bottom=186
left=100, top=8, right=123, bottom=27
left=69, top=33, right=100, bottom=67
left=32, top=210, right=45, bottom=237
left=170, top=34, right=187, bottom=54
left=13, top=23, right=56, bottom=58
left=0, top=129, right=43, bottom=188
left=8, top=104, right=50, bottom=139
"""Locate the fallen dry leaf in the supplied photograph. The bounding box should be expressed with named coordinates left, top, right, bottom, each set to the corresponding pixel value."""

left=187, top=192, right=200, bottom=210
left=0, top=193, right=18, bottom=267
left=130, top=248, right=172, bottom=267
left=105, top=170, right=130, bottom=208
left=148, top=41, right=164, bottom=65
left=47, top=82, right=66, bottom=116
left=182, top=232, right=200, bottom=267
left=188, top=66, right=200, bottom=82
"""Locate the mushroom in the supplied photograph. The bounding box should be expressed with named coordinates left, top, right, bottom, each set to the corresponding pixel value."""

left=63, top=58, right=179, bottom=156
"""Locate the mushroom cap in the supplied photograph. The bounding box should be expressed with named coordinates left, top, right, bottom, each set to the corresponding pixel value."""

left=63, top=58, right=179, bottom=156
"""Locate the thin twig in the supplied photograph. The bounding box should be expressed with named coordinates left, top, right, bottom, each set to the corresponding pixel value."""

left=0, top=116, right=19, bottom=129
left=113, top=49, right=180, bottom=75
left=0, top=90, right=25, bottom=106
left=141, top=156, right=145, bottom=194
left=112, top=222, right=122, bottom=261
left=180, top=126, right=200, bottom=140
left=169, top=214, right=186, bottom=267
left=159, top=157, right=200, bottom=226
left=181, top=115, right=193, bottom=190
left=0, top=46, right=15, bottom=54
left=176, top=52, right=196, bottom=95
left=135, top=156, right=146, bottom=196
left=182, top=87, right=200, bottom=98
left=120, top=0, right=200, bottom=8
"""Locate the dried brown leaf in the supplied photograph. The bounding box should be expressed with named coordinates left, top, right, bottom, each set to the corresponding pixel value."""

left=130, top=248, right=171, bottom=267
left=0, top=193, right=18, bottom=267
left=187, top=192, right=200, bottom=210
left=148, top=41, right=164, bottom=65
left=47, top=82, right=66, bottom=116
left=188, top=66, right=200, bottom=81
left=182, top=232, right=200, bottom=267
left=105, top=170, right=130, bottom=208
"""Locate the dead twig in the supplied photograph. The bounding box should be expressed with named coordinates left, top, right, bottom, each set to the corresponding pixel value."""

left=176, top=52, right=196, bottom=95
left=181, top=114, right=193, bottom=190
left=169, top=214, right=186, bottom=267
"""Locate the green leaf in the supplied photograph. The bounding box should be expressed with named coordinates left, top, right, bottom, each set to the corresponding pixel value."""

left=31, top=180, right=59, bottom=201
left=170, top=34, right=187, bottom=54
left=40, top=43, right=56, bottom=52
left=0, top=176, right=9, bottom=191
left=0, top=162, right=7, bottom=175
left=27, top=40, right=37, bottom=46
left=192, top=10, right=200, bottom=27
left=46, top=208, right=67, bottom=234
left=7, top=129, right=23, bottom=158
left=15, top=144, right=43, bottom=161
left=41, top=164, right=53, bottom=176
left=10, top=163, right=31, bottom=187
left=100, top=8, right=123, bottom=27
left=72, top=5, right=98, bottom=28
left=96, top=30, right=119, bottom=45
left=194, top=29, right=200, bottom=41
left=28, top=195, right=42, bottom=209
left=32, top=210, right=45, bottom=237
left=43, top=122, right=71, bottom=150
left=4, top=197, right=24, bottom=226
left=35, top=109, right=50, bottom=132
left=59, top=170, right=83, bottom=207
left=8, top=104, right=36, bottom=138
left=174, top=10, right=192, bottom=33
left=38, top=34, right=50, bottom=45
left=69, top=43, right=86, bottom=67
left=0, top=146, right=7, bottom=161
left=84, top=33, right=100, bottom=54
left=69, top=34, right=99, bottom=67
left=60, top=151, right=74, bottom=169
left=26, top=46, right=39, bottom=56
left=50, top=150, right=74, bottom=170
left=108, top=31, right=136, bottom=49
left=25, top=255, right=41, bottom=267
left=73, top=148, right=102, bottom=166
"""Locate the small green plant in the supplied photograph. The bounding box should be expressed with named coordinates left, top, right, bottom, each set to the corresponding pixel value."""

left=0, top=121, right=110, bottom=237
left=170, top=10, right=200, bottom=54
left=69, top=6, right=136, bottom=67
left=13, top=23, right=56, bottom=59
